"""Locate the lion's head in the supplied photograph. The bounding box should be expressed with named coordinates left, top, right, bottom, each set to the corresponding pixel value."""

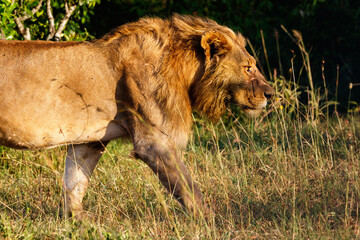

left=172, top=15, right=274, bottom=120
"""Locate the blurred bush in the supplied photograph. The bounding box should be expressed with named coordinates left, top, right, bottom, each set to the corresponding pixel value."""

left=0, top=0, right=100, bottom=41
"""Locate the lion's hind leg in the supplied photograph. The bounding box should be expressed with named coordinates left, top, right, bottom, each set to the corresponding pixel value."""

left=62, top=142, right=107, bottom=219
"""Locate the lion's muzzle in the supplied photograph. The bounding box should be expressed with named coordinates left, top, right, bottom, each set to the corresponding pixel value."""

left=251, top=78, right=275, bottom=100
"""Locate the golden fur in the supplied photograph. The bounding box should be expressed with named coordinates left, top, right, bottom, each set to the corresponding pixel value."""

left=0, top=14, right=274, bottom=217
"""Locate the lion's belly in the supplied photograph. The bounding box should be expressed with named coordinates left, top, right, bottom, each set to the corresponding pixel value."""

left=0, top=115, right=127, bottom=149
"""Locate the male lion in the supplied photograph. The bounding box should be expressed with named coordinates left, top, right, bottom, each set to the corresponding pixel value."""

left=0, top=14, right=274, bottom=218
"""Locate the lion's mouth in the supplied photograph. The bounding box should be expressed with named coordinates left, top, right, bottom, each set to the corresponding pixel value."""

left=236, top=101, right=267, bottom=117
left=238, top=102, right=267, bottom=111
left=241, top=105, right=257, bottom=110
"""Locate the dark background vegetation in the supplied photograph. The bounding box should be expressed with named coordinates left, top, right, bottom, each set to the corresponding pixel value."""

left=87, top=0, right=360, bottom=112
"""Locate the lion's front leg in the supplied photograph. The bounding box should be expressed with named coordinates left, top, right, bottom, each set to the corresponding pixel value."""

left=133, top=135, right=204, bottom=215
left=62, top=142, right=107, bottom=219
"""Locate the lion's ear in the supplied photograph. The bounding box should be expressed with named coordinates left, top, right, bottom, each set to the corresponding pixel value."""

left=201, top=31, right=232, bottom=61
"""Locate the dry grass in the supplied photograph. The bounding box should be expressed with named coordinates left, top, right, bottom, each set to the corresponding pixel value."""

left=0, top=110, right=359, bottom=239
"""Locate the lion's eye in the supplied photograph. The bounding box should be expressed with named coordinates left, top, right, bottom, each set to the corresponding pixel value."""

left=245, top=66, right=252, bottom=73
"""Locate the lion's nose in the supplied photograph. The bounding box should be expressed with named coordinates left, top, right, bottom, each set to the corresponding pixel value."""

left=264, top=85, right=275, bottom=100
left=253, top=79, right=275, bottom=99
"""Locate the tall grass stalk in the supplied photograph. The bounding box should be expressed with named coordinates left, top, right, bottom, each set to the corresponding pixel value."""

left=281, top=25, right=320, bottom=123
left=335, top=65, right=340, bottom=113
left=260, top=29, right=272, bottom=80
